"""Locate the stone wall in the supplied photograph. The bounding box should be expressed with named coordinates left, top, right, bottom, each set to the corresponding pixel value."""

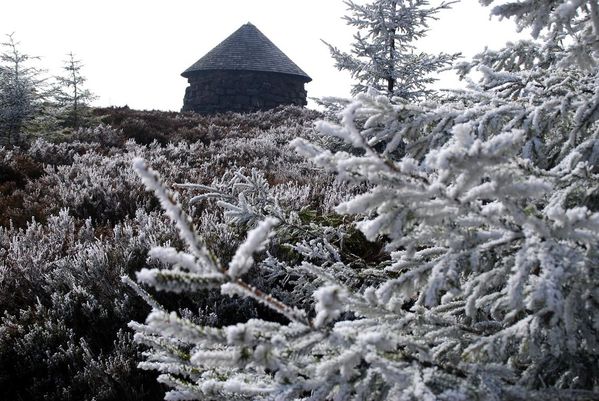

left=181, top=70, right=308, bottom=114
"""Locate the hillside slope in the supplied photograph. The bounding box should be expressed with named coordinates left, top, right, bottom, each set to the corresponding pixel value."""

left=0, top=106, right=363, bottom=401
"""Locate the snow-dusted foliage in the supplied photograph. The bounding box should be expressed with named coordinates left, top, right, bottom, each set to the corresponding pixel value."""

left=324, top=0, right=459, bottom=100
left=0, top=106, right=331, bottom=400
left=0, top=208, right=173, bottom=400
left=0, top=33, right=46, bottom=145
left=127, top=2, right=599, bottom=400
left=53, top=52, right=95, bottom=128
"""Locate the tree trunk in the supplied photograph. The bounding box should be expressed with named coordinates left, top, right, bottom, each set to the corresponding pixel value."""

left=387, top=0, right=397, bottom=96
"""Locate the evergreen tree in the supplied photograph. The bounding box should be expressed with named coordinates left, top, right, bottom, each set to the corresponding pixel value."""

left=54, top=52, right=95, bottom=129
left=323, top=0, right=459, bottom=100
left=0, top=33, right=45, bottom=145
left=126, top=1, right=599, bottom=400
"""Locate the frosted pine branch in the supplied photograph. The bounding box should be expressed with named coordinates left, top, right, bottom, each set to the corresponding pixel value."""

left=227, top=217, right=279, bottom=279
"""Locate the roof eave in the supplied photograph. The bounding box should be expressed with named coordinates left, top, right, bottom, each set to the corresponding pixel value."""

left=181, top=68, right=311, bottom=82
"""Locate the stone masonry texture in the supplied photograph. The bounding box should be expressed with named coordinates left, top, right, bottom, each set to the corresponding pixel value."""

left=181, top=70, right=308, bottom=114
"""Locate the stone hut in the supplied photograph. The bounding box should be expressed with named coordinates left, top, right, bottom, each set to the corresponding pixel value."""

left=181, top=23, right=312, bottom=114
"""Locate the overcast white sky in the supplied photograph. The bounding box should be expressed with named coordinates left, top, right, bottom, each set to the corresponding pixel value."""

left=0, top=0, right=524, bottom=111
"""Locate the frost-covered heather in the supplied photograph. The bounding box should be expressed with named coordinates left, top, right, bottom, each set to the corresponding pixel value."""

left=0, top=106, right=354, bottom=400
left=0, top=209, right=173, bottom=400
left=127, top=2, right=599, bottom=401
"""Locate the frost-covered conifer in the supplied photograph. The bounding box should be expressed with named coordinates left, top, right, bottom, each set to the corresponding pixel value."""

left=54, top=52, right=95, bottom=128
left=0, top=33, right=46, bottom=144
left=128, top=1, right=599, bottom=400
left=324, top=0, right=459, bottom=100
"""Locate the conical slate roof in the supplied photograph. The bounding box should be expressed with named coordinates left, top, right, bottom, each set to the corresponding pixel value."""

left=181, top=23, right=311, bottom=82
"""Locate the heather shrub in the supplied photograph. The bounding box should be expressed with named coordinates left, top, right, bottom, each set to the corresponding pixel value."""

left=0, top=106, right=337, bottom=399
left=72, top=123, right=126, bottom=147
left=0, top=209, right=172, bottom=400
left=0, top=151, right=44, bottom=185
left=120, top=117, right=169, bottom=145
left=94, top=105, right=322, bottom=144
